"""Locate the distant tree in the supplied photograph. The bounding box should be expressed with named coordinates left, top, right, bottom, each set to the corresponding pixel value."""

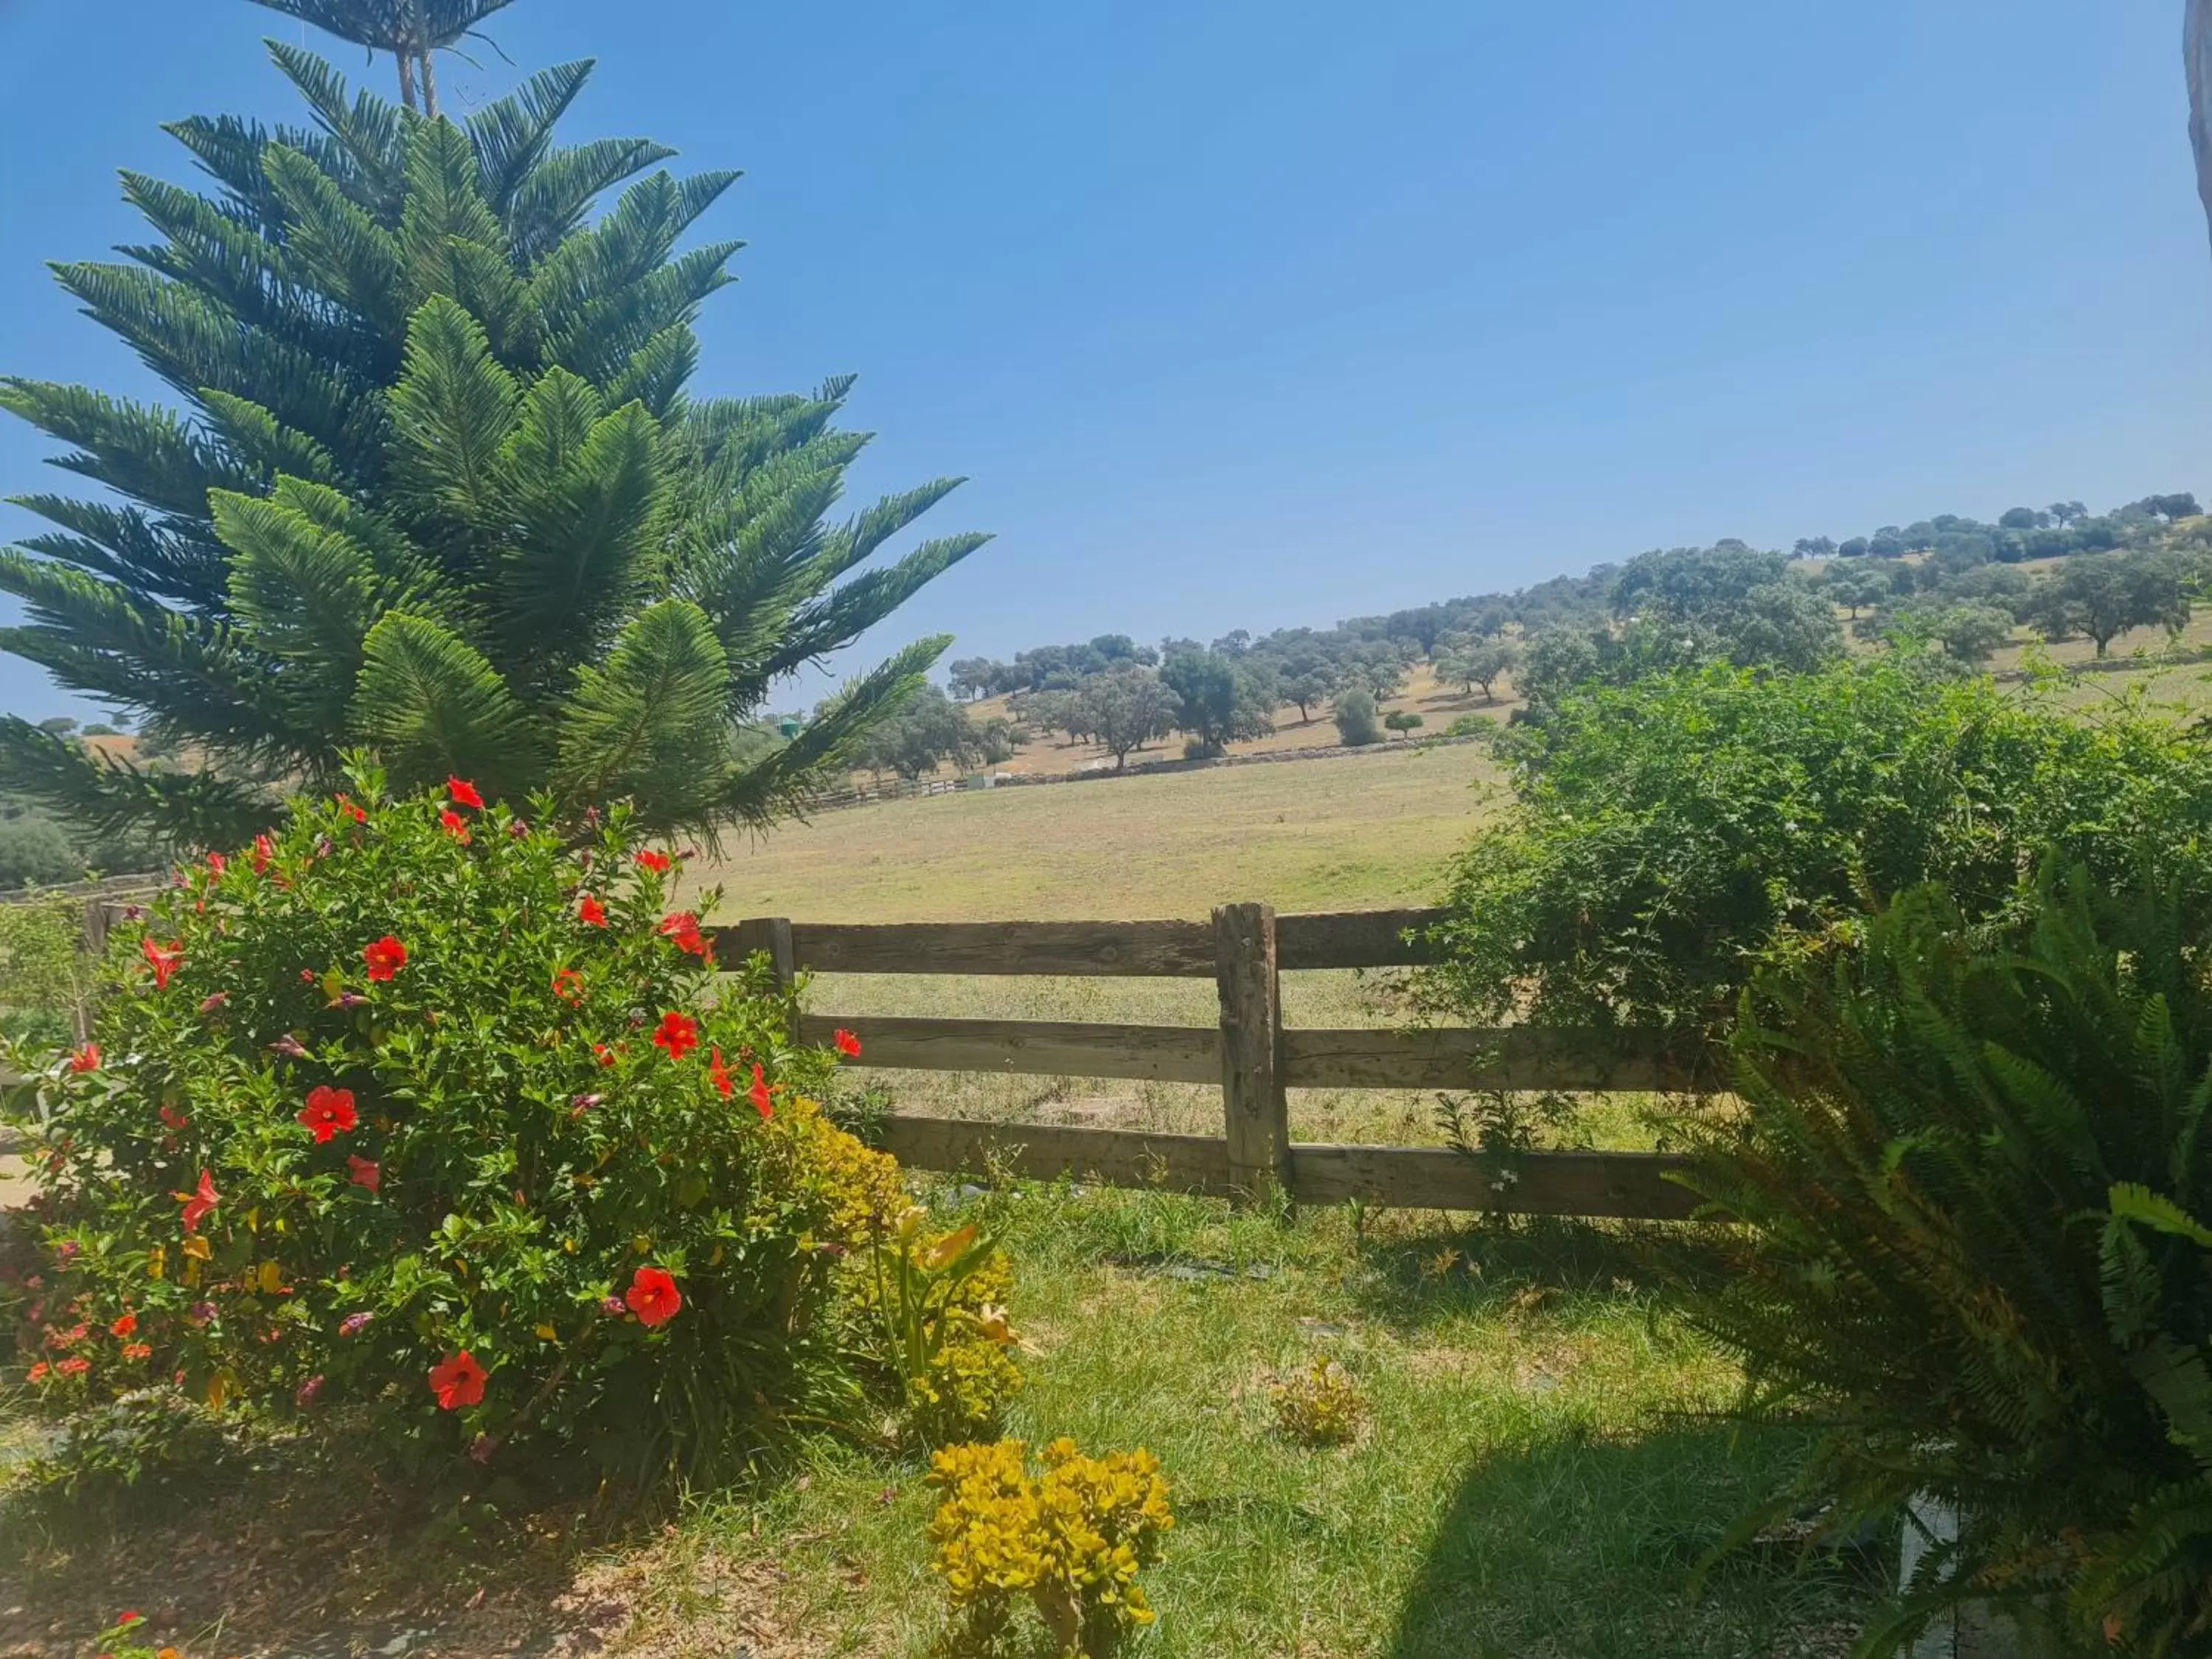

left=1471, top=606, right=1510, bottom=639
left=1343, top=640, right=1409, bottom=702
left=1281, top=662, right=1335, bottom=723
left=35, top=718, right=77, bottom=738
left=853, top=684, right=979, bottom=780
left=1822, top=563, right=1893, bottom=620
left=947, top=658, right=1001, bottom=701
left=1907, top=602, right=2016, bottom=665
left=1079, top=667, right=1180, bottom=770
left=1332, top=687, right=1381, bottom=746
left=974, top=718, right=1018, bottom=766
left=2025, top=552, right=2193, bottom=655
left=1792, top=535, right=1837, bottom=560
left=80, top=724, right=121, bottom=738
left=1439, top=638, right=1522, bottom=701
left=1159, top=650, right=1242, bottom=749
left=1998, top=506, right=2046, bottom=531
left=1837, top=537, right=1871, bottom=558
left=1383, top=710, right=1425, bottom=738
left=2047, top=501, right=2088, bottom=526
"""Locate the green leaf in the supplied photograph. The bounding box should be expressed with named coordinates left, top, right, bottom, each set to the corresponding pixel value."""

left=553, top=598, right=728, bottom=823
left=385, top=294, right=520, bottom=536
left=352, top=611, right=535, bottom=793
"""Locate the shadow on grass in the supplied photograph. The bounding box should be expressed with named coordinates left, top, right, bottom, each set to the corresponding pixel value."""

left=1384, top=1421, right=1882, bottom=1659
left=0, top=1406, right=675, bottom=1659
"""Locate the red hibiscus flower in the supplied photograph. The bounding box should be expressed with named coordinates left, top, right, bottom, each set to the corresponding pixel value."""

left=206, top=850, right=227, bottom=877
left=159, top=1103, right=189, bottom=1131
left=625, top=1266, right=682, bottom=1327
left=109, top=1312, right=136, bottom=1338
left=347, top=1155, right=380, bottom=1193
left=578, top=894, right=608, bottom=927
left=66, top=1043, right=100, bottom=1073
left=140, top=937, right=184, bottom=990
left=636, top=849, right=672, bottom=874
left=297, top=1085, right=358, bottom=1144
left=439, top=809, right=470, bottom=843
left=335, top=793, right=367, bottom=824
left=252, top=832, right=274, bottom=874
left=833, top=1028, right=862, bottom=1058
left=707, top=1047, right=735, bottom=1097
left=650, top=1010, right=699, bottom=1060
left=593, top=1042, right=619, bottom=1068
left=658, top=911, right=710, bottom=958
left=552, top=967, right=585, bottom=1004
left=362, top=935, right=407, bottom=981
left=177, top=1169, right=220, bottom=1234
left=749, top=1062, right=773, bottom=1120
left=447, top=776, right=484, bottom=810
left=428, top=1350, right=487, bottom=1411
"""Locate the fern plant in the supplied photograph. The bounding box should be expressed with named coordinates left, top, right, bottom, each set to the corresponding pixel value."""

left=1676, top=866, right=2212, bottom=1656
left=0, top=26, right=987, bottom=849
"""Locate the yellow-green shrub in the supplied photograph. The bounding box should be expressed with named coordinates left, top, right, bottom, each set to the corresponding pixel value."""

left=928, top=1436, right=1174, bottom=1656
left=1270, top=1359, right=1367, bottom=1445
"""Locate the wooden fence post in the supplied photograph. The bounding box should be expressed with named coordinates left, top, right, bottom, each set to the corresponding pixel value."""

left=1214, top=902, right=1289, bottom=1198
left=728, top=917, right=798, bottom=1040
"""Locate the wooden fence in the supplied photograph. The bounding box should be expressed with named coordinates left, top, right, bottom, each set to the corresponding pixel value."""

left=713, top=905, right=1708, bottom=1221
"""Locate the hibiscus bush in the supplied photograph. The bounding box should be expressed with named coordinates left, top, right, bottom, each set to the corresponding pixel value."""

left=1, top=767, right=909, bottom=1484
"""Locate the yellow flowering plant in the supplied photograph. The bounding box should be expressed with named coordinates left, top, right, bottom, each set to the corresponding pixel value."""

left=852, top=1213, right=1023, bottom=1447
left=928, top=1436, right=1174, bottom=1656
left=1270, top=1359, right=1368, bottom=1446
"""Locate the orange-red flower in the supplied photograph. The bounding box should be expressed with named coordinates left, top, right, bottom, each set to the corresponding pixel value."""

left=25, top=1361, right=48, bottom=1384
left=593, top=1042, right=620, bottom=1068
left=439, top=809, right=470, bottom=843
left=749, top=1062, right=773, bottom=1120
left=297, top=1085, right=358, bottom=1144
left=447, top=776, right=484, bottom=810
left=109, top=1312, right=136, bottom=1338
left=708, top=1047, right=735, bottom=1097
left=578, top=894, right=608, bottom=927
left=66, top=1043, right=100, bottom=1073
left=252, top=832, right=275, bottom=874
left=140, top=937, right=184, bottom=990
left=335, top=793, right=367, bottom=824
left=177, top=1169, right=219, bottom=1234
left=428, top=1350, right=487, bottom=1411
left=122, top=1342, right=152, bottom=1361
left=347, top=1155, right=380, bottom=1193
left=651, top=1010, right=699, bottom=1060
left=362, top=935, right=407, bottom=981
left=636, top=849, right=672, bottom=874
left=658, top=911, right=709, bottom=958
left=833, top=1028, right=862, bottom=1058
left=206, top=850, right=227, bottom=877
left=625, top=1266, right=681, bottom=1327
left=552, top=967, right=585, bottom=1004
left=58, top=1355, right=90, bottom=1377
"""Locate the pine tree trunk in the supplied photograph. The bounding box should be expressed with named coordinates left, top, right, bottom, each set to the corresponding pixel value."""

left=396, top=47, right=417, bottom=111
left=419, top=46, right=439, bottom=118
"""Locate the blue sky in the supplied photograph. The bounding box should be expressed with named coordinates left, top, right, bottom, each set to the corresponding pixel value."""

left=1, top=0, right=2207, bottom=720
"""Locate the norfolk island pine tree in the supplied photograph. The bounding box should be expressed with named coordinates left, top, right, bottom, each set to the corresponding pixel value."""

left=0, top=1, right=989, bottom=849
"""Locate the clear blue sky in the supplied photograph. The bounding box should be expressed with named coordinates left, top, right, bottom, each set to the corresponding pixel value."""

left=1, top=0, right=2207, bottom=721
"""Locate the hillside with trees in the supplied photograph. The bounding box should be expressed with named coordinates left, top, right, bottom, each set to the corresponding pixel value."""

left=883, top=491, right=2211, bottom=786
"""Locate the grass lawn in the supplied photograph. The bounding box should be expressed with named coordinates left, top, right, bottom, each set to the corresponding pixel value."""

left=0, top=1185, right=1878, bottom=1658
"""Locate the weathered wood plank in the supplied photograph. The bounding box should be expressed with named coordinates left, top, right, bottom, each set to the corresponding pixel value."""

left=740, top=919, right=1217, bottom=977
left=1286, top=1144, right=1700, bottom=1218
left=879, top=1116, right=1235, bottom=1194
left=1276, top=906, right=1449, bottom=970
left=796, top=1014, right=1219, bottom=1082
left=1215, top=902, right=1290, bottom=1193
left=1281, top=1027, right=1705, bottom=1092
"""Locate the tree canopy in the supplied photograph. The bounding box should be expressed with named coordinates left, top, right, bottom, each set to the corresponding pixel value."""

left=0, top=31, right=985, bottom=847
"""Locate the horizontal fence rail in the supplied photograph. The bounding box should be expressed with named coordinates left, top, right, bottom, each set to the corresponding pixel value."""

left=718, top=907, right=1710, bottom=1222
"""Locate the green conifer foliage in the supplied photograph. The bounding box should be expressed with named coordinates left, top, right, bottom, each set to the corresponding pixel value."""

left=0, top=35, right=986, bottom=848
